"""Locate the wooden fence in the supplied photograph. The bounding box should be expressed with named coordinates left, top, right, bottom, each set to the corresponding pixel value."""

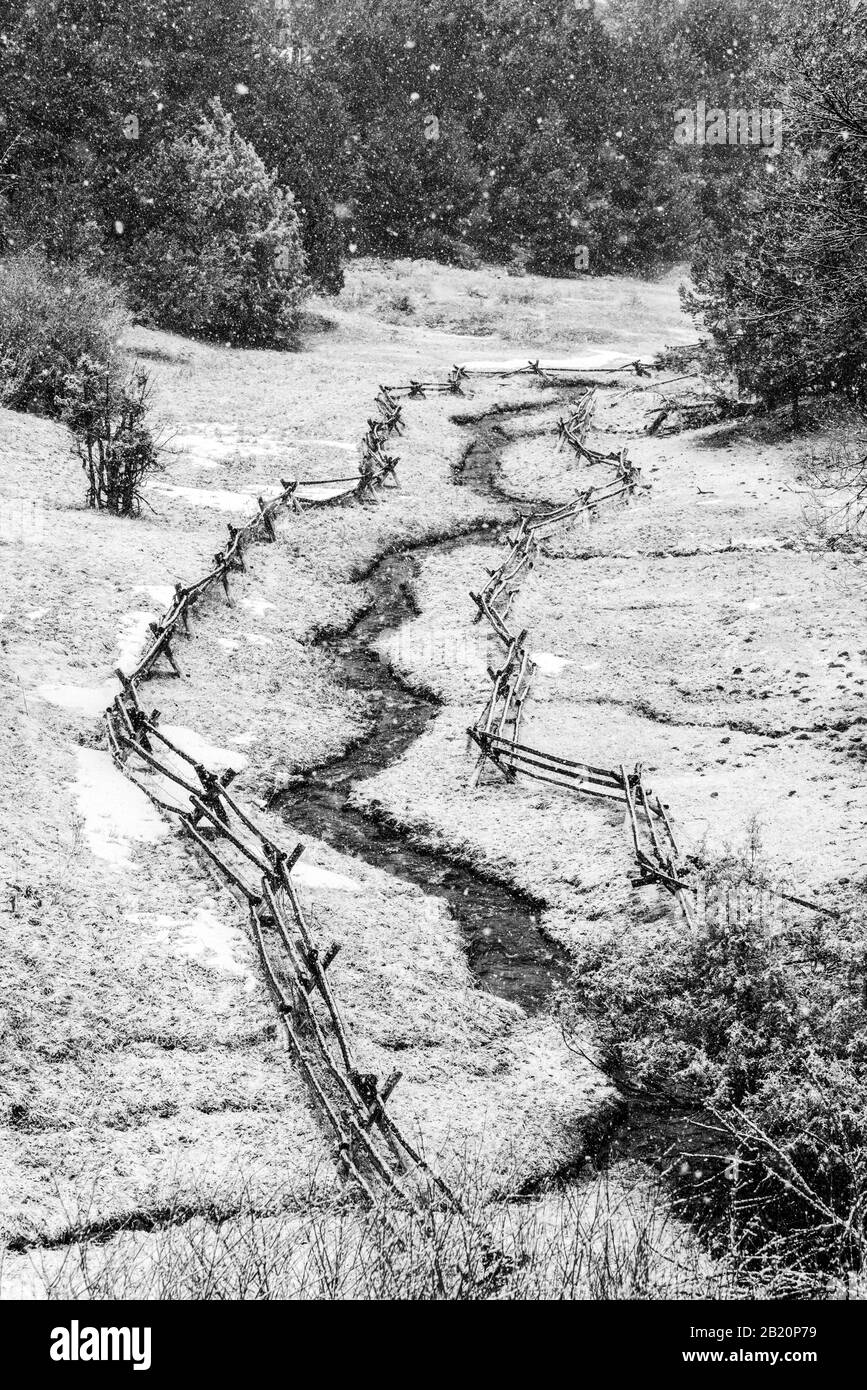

left=107, top=353, right=828, bottom=1248
left=102, top=366, right=569, bottom=1280
left=104, top=386, right=492, bottom=1236
left=464, top=389, right=697, bottom=927
left=462, top=387, right=838, bottom=932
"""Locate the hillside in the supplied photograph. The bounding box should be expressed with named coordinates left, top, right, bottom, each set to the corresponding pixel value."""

left=1, top=259, right=862, bottom=1297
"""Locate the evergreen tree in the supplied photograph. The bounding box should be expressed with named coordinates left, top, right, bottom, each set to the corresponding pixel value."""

left=124, top=101, right=307, bottom=344
left=685, top=0, right=867, bottom=414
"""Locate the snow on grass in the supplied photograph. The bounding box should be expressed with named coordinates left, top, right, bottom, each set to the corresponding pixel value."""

left=465, top=352, right=653, bottom=373
left=529, top=651, right=572, bottom=676
left=135, top=583, right=176, bottom=609
left=38, top=679, right=120, bottom=718
left=730, top=536, right=783, bottom=551
left=174, top=434, right=232, bottom=452
left=173, top=905, right=257, bottom=981
left=294, top=861, right=363, bottom=894
left=74, top=748, right=168, bottom=866
left=292, top=437, right=357, bottom=451
left=150, top=484, right=259, bottom=513
left=173, top=431, right=292, bottom=457
left=158, top=724, right=249, bottom=772
left=126, top=903, right=256, bottom=982
left=295, top=480, right=358, bottom=501
left=241, top=596, right=276, bottom=617
left=117, top=609, right=158, bottom=674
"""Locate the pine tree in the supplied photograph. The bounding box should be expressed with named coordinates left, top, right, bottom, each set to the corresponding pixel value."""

left=124, top=101, right=307, bottom=344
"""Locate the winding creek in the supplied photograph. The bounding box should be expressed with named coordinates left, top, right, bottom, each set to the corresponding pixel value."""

left=276, top=543, right=571, bottom=1014
left=273, top=388, right=719, bottom=1200
left=274, top=405, right=575, bottom=1014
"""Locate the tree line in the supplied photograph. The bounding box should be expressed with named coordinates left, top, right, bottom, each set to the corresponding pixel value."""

left=1, top=0, right=865, bottom=422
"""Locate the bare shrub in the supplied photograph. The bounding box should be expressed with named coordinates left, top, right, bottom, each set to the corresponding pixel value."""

left=0, top=1164, right=734, bottom=1301
left=60, top=361, right=164, bottom=516
left=800, top=429, right=867, bottom=549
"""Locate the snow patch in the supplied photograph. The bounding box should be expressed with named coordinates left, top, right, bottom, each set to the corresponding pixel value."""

left=74, top=748, right=168, bottom=866
left=38, top=679, right=120, bottom=717
left=530, top=650, right=572, bottom=676
left=151, top=484, right=258, bottom=513
left=157, top=725, right=248, bottom=772
left=172, top=432, right=295, bottom=468
left=468, top=352, right=651, bottom=374
left=296, top=480, right=357, bottom=501
left=173, top=906, right=255, bottom=979
left=294, top=862, right=363, bottom=894
left=127, top=904, right=256, bottom=982
left=117, top=609, right=157, bottom=674
left=135, top=584, right=176, bottom=609
left=241, top=596, right=276, bottom=617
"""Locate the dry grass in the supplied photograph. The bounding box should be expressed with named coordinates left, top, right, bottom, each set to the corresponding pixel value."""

left=0, top=1160, right=730, bottom=1301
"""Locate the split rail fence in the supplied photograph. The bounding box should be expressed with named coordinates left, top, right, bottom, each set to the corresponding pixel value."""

left=462, top=390, right=698, bottom=927
left=103, top=353, right=833, bottom=1243
left=104, top=385, right=490, bottom=1239
left=102, top=358, right=675, bottom=1238
left=462, top=386, right=836, bottom=932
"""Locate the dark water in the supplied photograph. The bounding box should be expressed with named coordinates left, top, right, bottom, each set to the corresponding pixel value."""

left=275, top=545, right=571, bottom=1013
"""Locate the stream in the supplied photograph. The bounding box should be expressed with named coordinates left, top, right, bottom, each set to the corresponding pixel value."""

left=278, top=545, right=570, bottom=1013
left=274, top=410, right=572, bottom=1014
left=273, top=379, right=733, bottom=1241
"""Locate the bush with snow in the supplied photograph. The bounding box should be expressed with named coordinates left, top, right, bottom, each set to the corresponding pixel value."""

left=125, top=102, right=308, bottom=346
left=0, top=251, right=127, bottom=417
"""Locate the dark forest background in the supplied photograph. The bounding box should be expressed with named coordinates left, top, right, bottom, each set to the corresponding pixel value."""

left=1, top=0, right=866, bottom=406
